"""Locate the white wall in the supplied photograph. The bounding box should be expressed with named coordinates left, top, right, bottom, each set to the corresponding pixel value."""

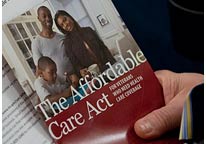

left=3, top=0, right=44, bottom=24
left=49, top=0, right=95, bottom=29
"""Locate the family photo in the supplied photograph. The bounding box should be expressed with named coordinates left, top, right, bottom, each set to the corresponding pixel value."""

left=2, top=1, right=142, bottom=143
left=3, top=0, right=140, bottom=109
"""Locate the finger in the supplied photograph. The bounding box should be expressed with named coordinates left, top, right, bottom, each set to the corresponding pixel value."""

left=177, top=72, right=204, bottom=91
left=83, top=68, right=88, bottom=71
left=134, top=98, right=183, bottom=139
left=136, top=70, right=204, bottom=139
left=84, top=69, right=89, bottom=74
left=155, top=70, right=179, bottom=104
left=134, top=85, right=200, bottom=139
left=154, top=70, right=203, bottom=104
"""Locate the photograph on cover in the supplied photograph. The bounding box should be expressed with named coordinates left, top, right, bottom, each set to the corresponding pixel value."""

left=2, top=0, right=151, bottom=144
left=2, top=0, right=141, bottom=115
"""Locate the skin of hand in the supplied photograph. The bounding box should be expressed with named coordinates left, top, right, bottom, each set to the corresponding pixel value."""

left=69, top=74, right=79, bottom=88
left=80, top=68, right=92, bottom=78
left=134, top=70, right=204, bottom=139
left=35, top=66, right=41, bottom=77
left=80, top=68, right=88, bottom=77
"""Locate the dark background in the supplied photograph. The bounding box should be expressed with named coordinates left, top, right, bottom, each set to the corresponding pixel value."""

left=112, top=0, right=204, bottom=74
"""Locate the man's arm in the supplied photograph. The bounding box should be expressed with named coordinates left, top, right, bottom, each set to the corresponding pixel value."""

left=31, top=38, right=42, bottom=77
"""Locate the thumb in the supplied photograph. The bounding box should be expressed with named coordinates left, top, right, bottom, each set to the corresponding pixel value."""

left=134, top=103, right=183, bottom=139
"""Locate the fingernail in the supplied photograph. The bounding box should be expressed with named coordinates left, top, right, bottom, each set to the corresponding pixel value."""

left=138, top=120, right=153, bottom=133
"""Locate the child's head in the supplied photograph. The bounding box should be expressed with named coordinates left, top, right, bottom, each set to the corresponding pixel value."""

left=38, top=56, right=57, bottom=84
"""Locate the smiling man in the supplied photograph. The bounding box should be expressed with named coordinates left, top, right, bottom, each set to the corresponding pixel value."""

left=31, top=6, right=78, bottom=84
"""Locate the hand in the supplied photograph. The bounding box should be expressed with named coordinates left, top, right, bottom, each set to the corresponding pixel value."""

left=80, top=68, right=91, bottom=78
left=69, top=74, right=79, bottom=88
left=134, top=70, right=203, bottom=139
left=35, top=66, right=41, bottom=77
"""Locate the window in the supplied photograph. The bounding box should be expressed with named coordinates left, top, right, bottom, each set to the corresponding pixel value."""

left=6, top=11, right=40, bottom=74
left=21, top=11, right=32, bottom=16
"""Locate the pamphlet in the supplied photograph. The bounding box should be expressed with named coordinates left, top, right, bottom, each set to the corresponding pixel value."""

left=2, top=0, right=181, bottom=144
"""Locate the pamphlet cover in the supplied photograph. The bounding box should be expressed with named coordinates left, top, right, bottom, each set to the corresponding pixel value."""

left=2, top=0, right=181, bottom=144
left=44, top=60, right=180, bottom=144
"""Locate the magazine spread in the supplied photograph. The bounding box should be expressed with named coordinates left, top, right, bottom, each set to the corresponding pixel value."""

left=2, top=0, right=180, bottom=144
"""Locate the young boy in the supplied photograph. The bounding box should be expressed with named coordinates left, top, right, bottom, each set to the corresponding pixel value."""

left=34, top=56, right=79, bottom=104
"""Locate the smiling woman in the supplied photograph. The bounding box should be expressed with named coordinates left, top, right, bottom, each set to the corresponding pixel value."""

left=54, top=10, right=116, bottom=78
left=57, top=15, right=75, bottom=32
